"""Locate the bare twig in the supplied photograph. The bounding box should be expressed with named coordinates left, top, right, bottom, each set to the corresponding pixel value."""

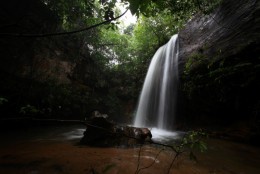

left=136, top=148, right=165, bottom=174
left=135, top=145, right=143, bottom=174
left=166, top=150, right=185, bottom=174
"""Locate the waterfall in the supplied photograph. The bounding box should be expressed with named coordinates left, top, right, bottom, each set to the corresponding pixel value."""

left=134, top=34, right=179, bottom=130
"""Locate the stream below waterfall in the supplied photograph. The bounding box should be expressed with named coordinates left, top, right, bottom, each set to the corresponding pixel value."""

left=0, top=124, right=260, bottom=174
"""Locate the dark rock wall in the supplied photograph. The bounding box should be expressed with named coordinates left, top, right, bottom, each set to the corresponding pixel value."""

left=179, top=0, right=259, bottom=66
left=177, top=0, right=260, bottom=137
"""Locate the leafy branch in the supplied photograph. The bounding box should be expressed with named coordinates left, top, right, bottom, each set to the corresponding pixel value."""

left=134, top=130, right=208, bottom=174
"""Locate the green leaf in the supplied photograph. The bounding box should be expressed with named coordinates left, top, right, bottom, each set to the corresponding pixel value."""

left=0, top=97, right=8, bottom=105
left=199, top=141, right=207, bottom=152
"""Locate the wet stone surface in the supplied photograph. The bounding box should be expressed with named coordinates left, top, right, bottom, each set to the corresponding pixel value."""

left=80, top=117, right=152, bottom=147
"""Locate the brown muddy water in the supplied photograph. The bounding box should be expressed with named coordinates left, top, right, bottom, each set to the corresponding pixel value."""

left=0, top=124, right=260, bottom=174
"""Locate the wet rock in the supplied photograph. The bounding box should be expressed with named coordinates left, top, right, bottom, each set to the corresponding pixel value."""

left=80, top=117, right=152, bottom=147
left=91, top=110, right=109, bottom=119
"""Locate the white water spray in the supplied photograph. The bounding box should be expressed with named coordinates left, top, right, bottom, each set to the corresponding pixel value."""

left=134, top=34, right=179, bottom=130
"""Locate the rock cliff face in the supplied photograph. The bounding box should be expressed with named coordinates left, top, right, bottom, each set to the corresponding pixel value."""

left=179, top=0, right=259, bottom=67
left=177, top=0, right=260, bottom=142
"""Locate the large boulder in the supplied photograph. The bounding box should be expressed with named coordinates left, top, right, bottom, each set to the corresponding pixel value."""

left=80, top=117, right=152, bottom=147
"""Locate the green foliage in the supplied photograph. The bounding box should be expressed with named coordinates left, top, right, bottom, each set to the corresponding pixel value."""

left=40, top=0, right=222, bottom=32
left=122, top=0, right=222, bottom=18
left=0, top=0, right=224, bottom=121
left=41, top=0, right=97, bottom=29
left=20, top=104, right=41, bottom=116
left=180, top=35, right=259, bottom=127
left=175, top=130, right=208, bottom=161
left=183, top=130, right=208, bottom=152
left=90, top=11, right=179, bottom=112
left=182, top=50, right=257, bottom=99
left=40, top=0, right=125, bottom=32
left=184, top=53, right=207, bottom=75
left=0, top=97, right=8, bottom=105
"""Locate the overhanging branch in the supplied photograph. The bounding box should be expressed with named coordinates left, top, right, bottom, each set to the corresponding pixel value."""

left=0, top=10, right=128, bottom=38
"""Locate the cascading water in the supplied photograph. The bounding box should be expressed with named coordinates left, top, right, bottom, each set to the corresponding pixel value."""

left=134, top=34, right=179, bottom=131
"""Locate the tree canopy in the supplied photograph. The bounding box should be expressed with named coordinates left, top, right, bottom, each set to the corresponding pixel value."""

left=0, top=0, right=222, bottom=120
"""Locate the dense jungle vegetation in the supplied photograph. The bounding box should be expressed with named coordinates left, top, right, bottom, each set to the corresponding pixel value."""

left=0, top=2, right=260, bottom=174
left=0, top=0, right=222, bottom=122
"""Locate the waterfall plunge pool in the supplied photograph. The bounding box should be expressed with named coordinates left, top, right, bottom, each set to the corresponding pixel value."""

left=150, top=128, right=184, bottom=144
left=1, top=124, right=260, bottom=174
